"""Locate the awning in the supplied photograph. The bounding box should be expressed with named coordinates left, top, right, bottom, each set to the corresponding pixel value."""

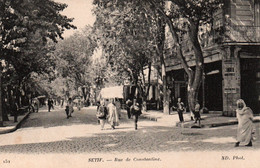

left=100, top=86, right=124, bottom=99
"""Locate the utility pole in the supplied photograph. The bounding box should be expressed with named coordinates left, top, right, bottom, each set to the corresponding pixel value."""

left=0, top=62, right=4, bottom=127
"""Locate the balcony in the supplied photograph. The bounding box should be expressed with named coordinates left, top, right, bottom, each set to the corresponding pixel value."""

left=164, top=25, right=260, bottom=67
left=180, top=25, right=260, bottom=54
left=224, top=25, right=260, bottom=43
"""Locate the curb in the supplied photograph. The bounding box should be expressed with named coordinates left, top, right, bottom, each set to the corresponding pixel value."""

left=206, top=119, right=260, bottom=128
left=0, top=112, right=31, bottom=134
left=176, top=119, right=260, bottom=128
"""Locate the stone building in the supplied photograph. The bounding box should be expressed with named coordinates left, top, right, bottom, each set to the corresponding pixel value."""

left=165, top=0, right=260, bottom=116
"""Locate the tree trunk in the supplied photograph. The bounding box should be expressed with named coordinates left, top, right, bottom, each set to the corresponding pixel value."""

left=187, top=84, right=197, bottom=112
left=162, top=64, right=169, bottom=114
left=0, top=62, right=3, bottom=127
left=142, top=62, right=152, bottom=112
left=148, top=0, right=204, bottom=114
left=156, top=5, right=169, bottom=114
left=142, top=98, right=147, bottom=112
left=1, top=88, right=9, bottom=121
left=187, top=20, right=204, bottom=112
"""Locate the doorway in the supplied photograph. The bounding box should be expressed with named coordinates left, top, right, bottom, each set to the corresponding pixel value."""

left=204, top=61, right=223, bottom=111
left=241, top=58, right=260, bottom=113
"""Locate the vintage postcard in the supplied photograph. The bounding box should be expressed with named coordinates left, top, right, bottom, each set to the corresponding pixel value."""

left=0, top=0, right=260, bottom=168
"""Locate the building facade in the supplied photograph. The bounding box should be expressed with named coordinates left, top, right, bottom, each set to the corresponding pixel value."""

left=166, top=0, right=260, bottom=116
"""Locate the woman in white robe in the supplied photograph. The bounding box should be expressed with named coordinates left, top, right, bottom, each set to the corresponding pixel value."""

left=107, top=99, right=119, bottom=129
left=235, top=99, right=254, bottom=147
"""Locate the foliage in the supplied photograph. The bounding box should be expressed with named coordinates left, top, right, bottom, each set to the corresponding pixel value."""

left=0, top=0, right=76, bottom=114
left=93, top=0, right=164, bottom=103
left=93, top=0, right=158, bottom=84
left=148, top=0, right=223, bottom=111
left=53, top=25, right=97, bottom=98
left=0, top=0, right=76, bottom=80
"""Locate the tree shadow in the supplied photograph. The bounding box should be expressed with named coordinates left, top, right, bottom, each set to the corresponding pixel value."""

left=21, top=110, right=136, bottom=129
left=1, top=124, right=256, bottom=154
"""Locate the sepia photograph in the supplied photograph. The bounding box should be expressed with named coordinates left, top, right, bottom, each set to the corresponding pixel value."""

left=0, top=0, right=260, bottom=167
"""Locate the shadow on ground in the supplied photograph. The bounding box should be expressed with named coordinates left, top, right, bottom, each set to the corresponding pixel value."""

left=21, top=108, right=135, bottom=129
left=1, top=124, right=258, bottom=154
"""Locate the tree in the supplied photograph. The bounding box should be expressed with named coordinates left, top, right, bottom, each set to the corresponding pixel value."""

left=152, top=0, right=169, bottom=114
left=93, top=0, right=159, bottom=108
left=91, top=54, right=124, bottom=88
left=148, top=0, right=223, bottom=112
left=0, top=0, right=75, bottom=126
left=53, top=25, right=97, bottom=101
left=93, top=0, right=223, bottom=113
left=1, top=0, right=76, bottom=61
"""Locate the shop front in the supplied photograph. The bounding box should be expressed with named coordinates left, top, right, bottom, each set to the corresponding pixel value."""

left=241, top=58, right=260, bottom=114
left=222, top=46, right=260, bottom=116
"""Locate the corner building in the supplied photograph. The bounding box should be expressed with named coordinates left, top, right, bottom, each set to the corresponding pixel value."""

left=165, top=0, right=260, bottom=116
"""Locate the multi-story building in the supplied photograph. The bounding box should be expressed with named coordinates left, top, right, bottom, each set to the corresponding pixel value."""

left=166, top=0, right=260, bottom=116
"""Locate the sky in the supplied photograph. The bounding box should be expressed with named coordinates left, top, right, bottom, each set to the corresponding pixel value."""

left=54, top=0, right=96, bottom=38
left=54, top=0, right=102, bottom=58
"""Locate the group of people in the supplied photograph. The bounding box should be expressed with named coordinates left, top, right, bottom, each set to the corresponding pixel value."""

left=173, top=98, right=256, bottom=147
left=47, top=97, right=74, bottom=119
left=96, top=99, right=120, bottom=130
left=173, top=98, right=201, bottom=125
left=57, top=96, right=257, bottom=147
left=96, top=98, right=142, bottom=130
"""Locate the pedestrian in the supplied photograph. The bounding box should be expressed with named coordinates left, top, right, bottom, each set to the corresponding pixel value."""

left=77, top=98, right=81, bottom=111
left=61, top=98, right=64, bottom=108
left=51, top=98, right=54, bottom=110
left=176, top=98, right=185, bottom=123
left=96, top=100, right=108, bottom=130
left=48, top=98, right=52, bottom=112
left=107, top=98, right=119, bottom=129
left=65, top=98, right=74, bottom=119
left=33, top=98, right=40, bottom=113
left=96, top=101, right=101, bottom=124
left=235, top=99, right=254, bottom=147
left=115, top=98, right=121, bottom=119
left=194, top=103, right=201, bottom=125
left=12, top=96, right=18, bottom=123
left=130, top=99, right=142, bottom=130
left=126, top=99, right=132, bottom=119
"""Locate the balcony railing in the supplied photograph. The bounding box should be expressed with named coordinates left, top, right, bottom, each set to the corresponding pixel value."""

left=224, top=25, right=260, bottom=43
left=165, top=25, right=260, bottom=61
left=180, top=25, right=260, bottom=54
left=179, top=27, right=224, bottom=54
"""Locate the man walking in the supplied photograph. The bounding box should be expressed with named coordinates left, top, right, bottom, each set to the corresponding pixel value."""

left=130, top=99, right=142, bottom=130
left=48, top=98, right=52, bottom=112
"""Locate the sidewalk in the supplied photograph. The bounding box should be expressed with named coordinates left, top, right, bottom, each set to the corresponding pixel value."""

left=178, top=113, right=260, bottom=128
left=131, top=109, right=260, bottom=128
left=0, top=111, right=31, bottom=134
